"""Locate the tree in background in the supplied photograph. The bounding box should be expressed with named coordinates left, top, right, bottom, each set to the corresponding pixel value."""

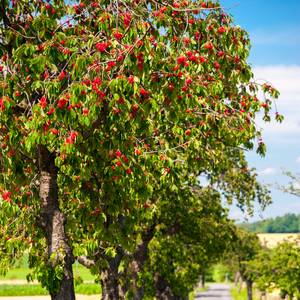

left=242, top=213, right=300, bottom=233
left=0, top=0, right=281, bottom=298
left=142, top=187, right=235, bottom=300
left=222, top=229, right=262, bottom=300
left=116, top=149, right=270, bottom=300
left=250, top=235, right=300, bottom=300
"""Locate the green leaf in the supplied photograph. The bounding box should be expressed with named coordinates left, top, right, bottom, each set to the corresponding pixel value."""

left=85, top=116, right=91, bottom=127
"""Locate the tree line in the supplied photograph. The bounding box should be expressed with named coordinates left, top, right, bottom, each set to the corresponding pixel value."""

left=240, top=213, right=300, bottom=233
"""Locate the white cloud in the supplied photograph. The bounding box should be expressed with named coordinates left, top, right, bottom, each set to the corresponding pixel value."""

left=296, top=156, right=300, bottom=163
left=294, top=183, right=300, bottom=189
left=288, top=202, right=300, bottom=207
left=257, top=168, right=277, bottom=175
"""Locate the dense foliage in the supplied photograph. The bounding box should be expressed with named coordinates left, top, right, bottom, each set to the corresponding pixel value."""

left=250, top=235, right=300, bottom=300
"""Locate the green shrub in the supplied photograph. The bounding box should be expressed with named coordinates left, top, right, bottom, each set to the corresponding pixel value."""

left=231, top=283, right=259, bottom=300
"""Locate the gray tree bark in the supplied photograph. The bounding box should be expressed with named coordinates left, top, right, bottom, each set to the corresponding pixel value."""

left=234, top=271, right=240, bottom=289
left=153, top=272, right=175, bottom=300
left=200, top=274, right=205, bottom=289
left=131, top=223, right=156, bottom=300
left=238, top=276, right=243, bottom=294
left=246, top=279, right=253, bottom=300
left=37, top=145, right=75, bottom=300
left=100, top=246, right=124, bottom=300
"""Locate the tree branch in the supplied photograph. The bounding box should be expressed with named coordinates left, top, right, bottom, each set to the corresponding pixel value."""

left=82, top=102, right=108, bottom=140
left=75, top=255, right=96, bottom=269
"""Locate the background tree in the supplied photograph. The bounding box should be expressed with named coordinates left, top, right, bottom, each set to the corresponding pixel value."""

left=142, top=187, right=235, bottom=300
left=241, top=213, right=300, bottom=233
left=251, top=235, right=300, bottom=300
left=222, top=229, right=262, bottom=300
left=116, top=149, right=270, bottom=300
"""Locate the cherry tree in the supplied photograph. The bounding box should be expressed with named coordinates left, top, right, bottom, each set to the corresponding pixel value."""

left=0, top=0, right=280, bottom=298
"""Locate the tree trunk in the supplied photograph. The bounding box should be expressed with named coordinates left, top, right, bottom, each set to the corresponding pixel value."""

left=100, top=246, right=124, bottom=300
left=259, top=291, right=264, bottom=300
left=131, top=223, right=156, bottom=300
left=174, top=295, right=189, bottom=300
left=37, top=145, right=75, bottom=300
left=153, top=272, right=175, bottom=300
left=234, top=272, right=240, bottom=289
left=279, top=289, right=288, bottom=300
left=200, top=274, right=205, bottom=289
left=118, top=222, right=156, bottom=300
left=238, top=276, right=243, bottom=294
left=119, top=270, right=131, bottom=300
left=246, top=279, right=253, bottom=300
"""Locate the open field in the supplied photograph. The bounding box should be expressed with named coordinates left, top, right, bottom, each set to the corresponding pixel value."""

left=0, top=253, right=97, bottom=283
left=257, top=233, right=298, bottom=248
left=0, top=268, right=96, bottom=283
left=0, top=284, right=102, bottom=296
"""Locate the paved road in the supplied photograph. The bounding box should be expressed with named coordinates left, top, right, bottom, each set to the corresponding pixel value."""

left=196, top=283, right=233, bottom=300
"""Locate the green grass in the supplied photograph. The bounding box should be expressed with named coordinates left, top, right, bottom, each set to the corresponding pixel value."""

left=231, top=283, right=259, bottom=300
left=0, top=283, right=102, bottom=296
left=0, top=253, right=97, bottom=282
left=189, top=285, right=210, bottom=300
left=196, top=286, right=209, bottom=292
left=0, top=267, right=97, bottom=282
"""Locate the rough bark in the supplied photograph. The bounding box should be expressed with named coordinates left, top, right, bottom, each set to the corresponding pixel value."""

left=77, top=255, right=95, bottom=269
left=174, top=296, right=189, bottom=300
left=131, top=223, right=156, bottom=300
left=238, top=276, right=243, bottom=294
left=259, top=291, right=264, bottom=300
left=278, top=290, right=287, bottom=300
left=246, top=279, right=253, bottom=300
left=37, top=144, right=75, bottom=300
left=119, top=269, right=131, bottom=300
left=153, top=272, right=175, bottom=300
left=100, top=246, right=124, bottom=300
left=118, top=222, right=156, bottom=300
left=234, top=271, right=240, bottom=289
left=153, top=272, right=188, bottom=300
left=200, top=274, right=205, bottom=289
left=152, top=220, right=183, bottom=300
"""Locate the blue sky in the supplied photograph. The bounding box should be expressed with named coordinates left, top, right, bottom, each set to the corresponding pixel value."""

left=220, top=0, right=300, bottom=222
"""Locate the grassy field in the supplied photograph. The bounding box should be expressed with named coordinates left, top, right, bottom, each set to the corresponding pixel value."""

left=0, top=253, right=97, bottom=282
left=0, top=267, right=97, bottom=282
left=0, top=283, right=102, bottom=296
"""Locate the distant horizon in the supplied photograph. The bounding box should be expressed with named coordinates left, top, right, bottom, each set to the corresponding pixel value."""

left=236, top=212, right=300, bottom=224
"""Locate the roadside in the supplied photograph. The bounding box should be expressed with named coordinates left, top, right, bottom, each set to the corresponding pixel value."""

left=0, top=280, right=94, bottom=285
left=0, top=295, right=101, bottom=300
